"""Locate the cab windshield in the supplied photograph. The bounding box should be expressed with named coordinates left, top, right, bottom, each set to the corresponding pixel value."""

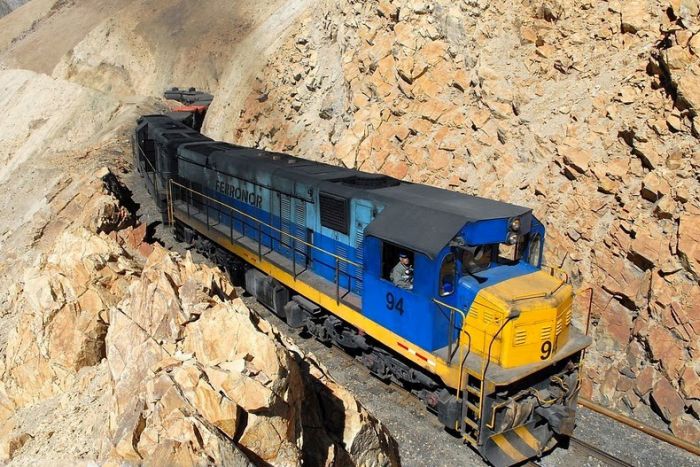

left=460, top=239, right=525, bottom=275
left=461, top=245, right=494, bottom=274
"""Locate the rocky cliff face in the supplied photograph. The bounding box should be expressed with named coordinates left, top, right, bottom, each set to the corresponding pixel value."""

left=0, top=169, right=400, bottom=465
left=0, top=0, right=698, bottom=452
left=0, top=2, right=402, bottom=464
left=204, top=0, right=700, bottom=443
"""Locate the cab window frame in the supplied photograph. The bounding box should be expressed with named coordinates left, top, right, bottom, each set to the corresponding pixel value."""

left=461, top=244, right=494, bottom=275
left=380, top=241, right=415, bottom=289
left=528, top=233, right=542, bottom=267
left=439, top=252, right=456, bottom=296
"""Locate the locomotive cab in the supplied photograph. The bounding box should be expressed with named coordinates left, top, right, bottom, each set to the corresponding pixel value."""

left=435, top=215, right=591, bottom=466
left=362, top=205, right=590, bottom=466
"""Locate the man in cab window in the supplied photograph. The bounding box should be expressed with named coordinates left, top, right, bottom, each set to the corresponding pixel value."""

left=391, top=252, right=413, bottom=290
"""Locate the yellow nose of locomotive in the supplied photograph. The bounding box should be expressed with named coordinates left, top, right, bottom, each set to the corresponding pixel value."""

left=463, top=270, right=573, bottom=368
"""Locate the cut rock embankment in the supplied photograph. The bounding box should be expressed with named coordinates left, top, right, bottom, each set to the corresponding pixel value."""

left=224, top=0, right=700, bottom=443
left=0, top=169, right=400, bottom=465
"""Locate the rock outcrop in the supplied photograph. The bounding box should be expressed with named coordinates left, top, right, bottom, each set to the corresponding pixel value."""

left=0, top=169, right=400, bottom=465
left=107, top=246, right=398, bottom=466
left=208, top=0, right=700, bottom=443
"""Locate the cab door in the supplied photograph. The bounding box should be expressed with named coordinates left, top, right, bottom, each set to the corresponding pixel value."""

left=434, top=249, right=460, bottom=351
left=361, top=236, right=441, bottom=351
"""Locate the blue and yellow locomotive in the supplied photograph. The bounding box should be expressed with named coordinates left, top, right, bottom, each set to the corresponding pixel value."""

left=134, top=113, right=591, bottom=466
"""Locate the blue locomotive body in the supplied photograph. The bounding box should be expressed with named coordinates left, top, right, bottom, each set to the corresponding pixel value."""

left=173, top=136, right=544, bottom=352
left=134, top=113, right=590, bottom=467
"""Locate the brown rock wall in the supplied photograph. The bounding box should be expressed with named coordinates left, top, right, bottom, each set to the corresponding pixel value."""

left=216, top=0, right=700, bottom=443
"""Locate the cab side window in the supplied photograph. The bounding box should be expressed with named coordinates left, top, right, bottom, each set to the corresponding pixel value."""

left=381, top=242, right=414, bottom=290
left=439, top=253, right=456, bottom=296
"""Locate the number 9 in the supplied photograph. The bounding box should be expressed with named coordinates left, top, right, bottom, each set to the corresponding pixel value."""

left=540, top=341, right=552, bottom=360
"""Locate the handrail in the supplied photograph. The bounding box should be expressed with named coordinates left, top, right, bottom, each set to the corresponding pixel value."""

left=137, top=144, right=156, bottom=172
left=167, top=175, right=173, bottom=225
left=136, top=144, right=160, bottom=201
left=432, top=298, right=471, bottom=400
left=482, top=315, right=517, bottom=434
left=543, top=264, right=570, bottom=284
left=168, top=178, right=362, bottom=269
left=432, top=298, right=467, bottom=329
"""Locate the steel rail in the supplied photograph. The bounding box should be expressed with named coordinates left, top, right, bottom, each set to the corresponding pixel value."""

left=569, top=436, right=634, bottom=467
left=576, top=288, right=699, bottom=458
left=579, top=397, right=700, bottom=457
left=524, top=436, right=635, bottom=467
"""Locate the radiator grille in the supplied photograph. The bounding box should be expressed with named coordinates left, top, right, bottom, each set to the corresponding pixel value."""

left=293, top=201, right=307, bottom=262
left=482, top=309, right=497, bottom=325
left=514, top=329, right=527, bottom=346
left=354, top=227, right=364, bottom=294
left=319, top=192, right=348, bottom=234
left=336, top=244, right=350, bottom=290
left=337, top=244, right=349, bottom=273
left=280, top=194, right=292, bottom=249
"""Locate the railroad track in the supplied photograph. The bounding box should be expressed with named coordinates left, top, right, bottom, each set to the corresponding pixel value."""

left=525, top=437, right=634, bottom=467
left=567, top=437, right=634, bottom=467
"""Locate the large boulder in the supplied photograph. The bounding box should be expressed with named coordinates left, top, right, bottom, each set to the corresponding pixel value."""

left=0, top=170, right=137, bottom=411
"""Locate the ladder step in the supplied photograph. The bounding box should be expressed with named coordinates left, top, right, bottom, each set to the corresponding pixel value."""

left=465, top=385, right=480, bottom=395
left=463, top=432, right=478, bottom=445
left=464, top=400, right=480, bottom=413
left=463, top=417, right=479, bottom=430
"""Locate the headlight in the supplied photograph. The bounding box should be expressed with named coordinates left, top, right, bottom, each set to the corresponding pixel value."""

left=510, top=218, right=521, bottom=232
left=507, top=232, right=519, bottom=245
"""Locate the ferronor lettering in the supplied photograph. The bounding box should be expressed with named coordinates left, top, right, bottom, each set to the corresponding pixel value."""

left=215, top=179, right=262, bottom=208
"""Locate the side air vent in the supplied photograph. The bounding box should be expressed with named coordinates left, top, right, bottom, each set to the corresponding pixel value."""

left=541, top=326, right=552, bottom=341
left=319, top=192, right=348, bottom=234
left=336, top=174, right=400, bottom=189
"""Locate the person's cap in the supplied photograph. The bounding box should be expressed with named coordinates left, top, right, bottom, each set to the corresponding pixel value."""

left=399, top=252, right=408, bottom=259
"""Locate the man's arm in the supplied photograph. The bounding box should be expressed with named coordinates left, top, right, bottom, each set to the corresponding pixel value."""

left=390, top=263, right=401, bottom=285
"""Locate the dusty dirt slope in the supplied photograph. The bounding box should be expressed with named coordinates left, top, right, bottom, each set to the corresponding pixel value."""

left=0, top=0, right=28, bottom=18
